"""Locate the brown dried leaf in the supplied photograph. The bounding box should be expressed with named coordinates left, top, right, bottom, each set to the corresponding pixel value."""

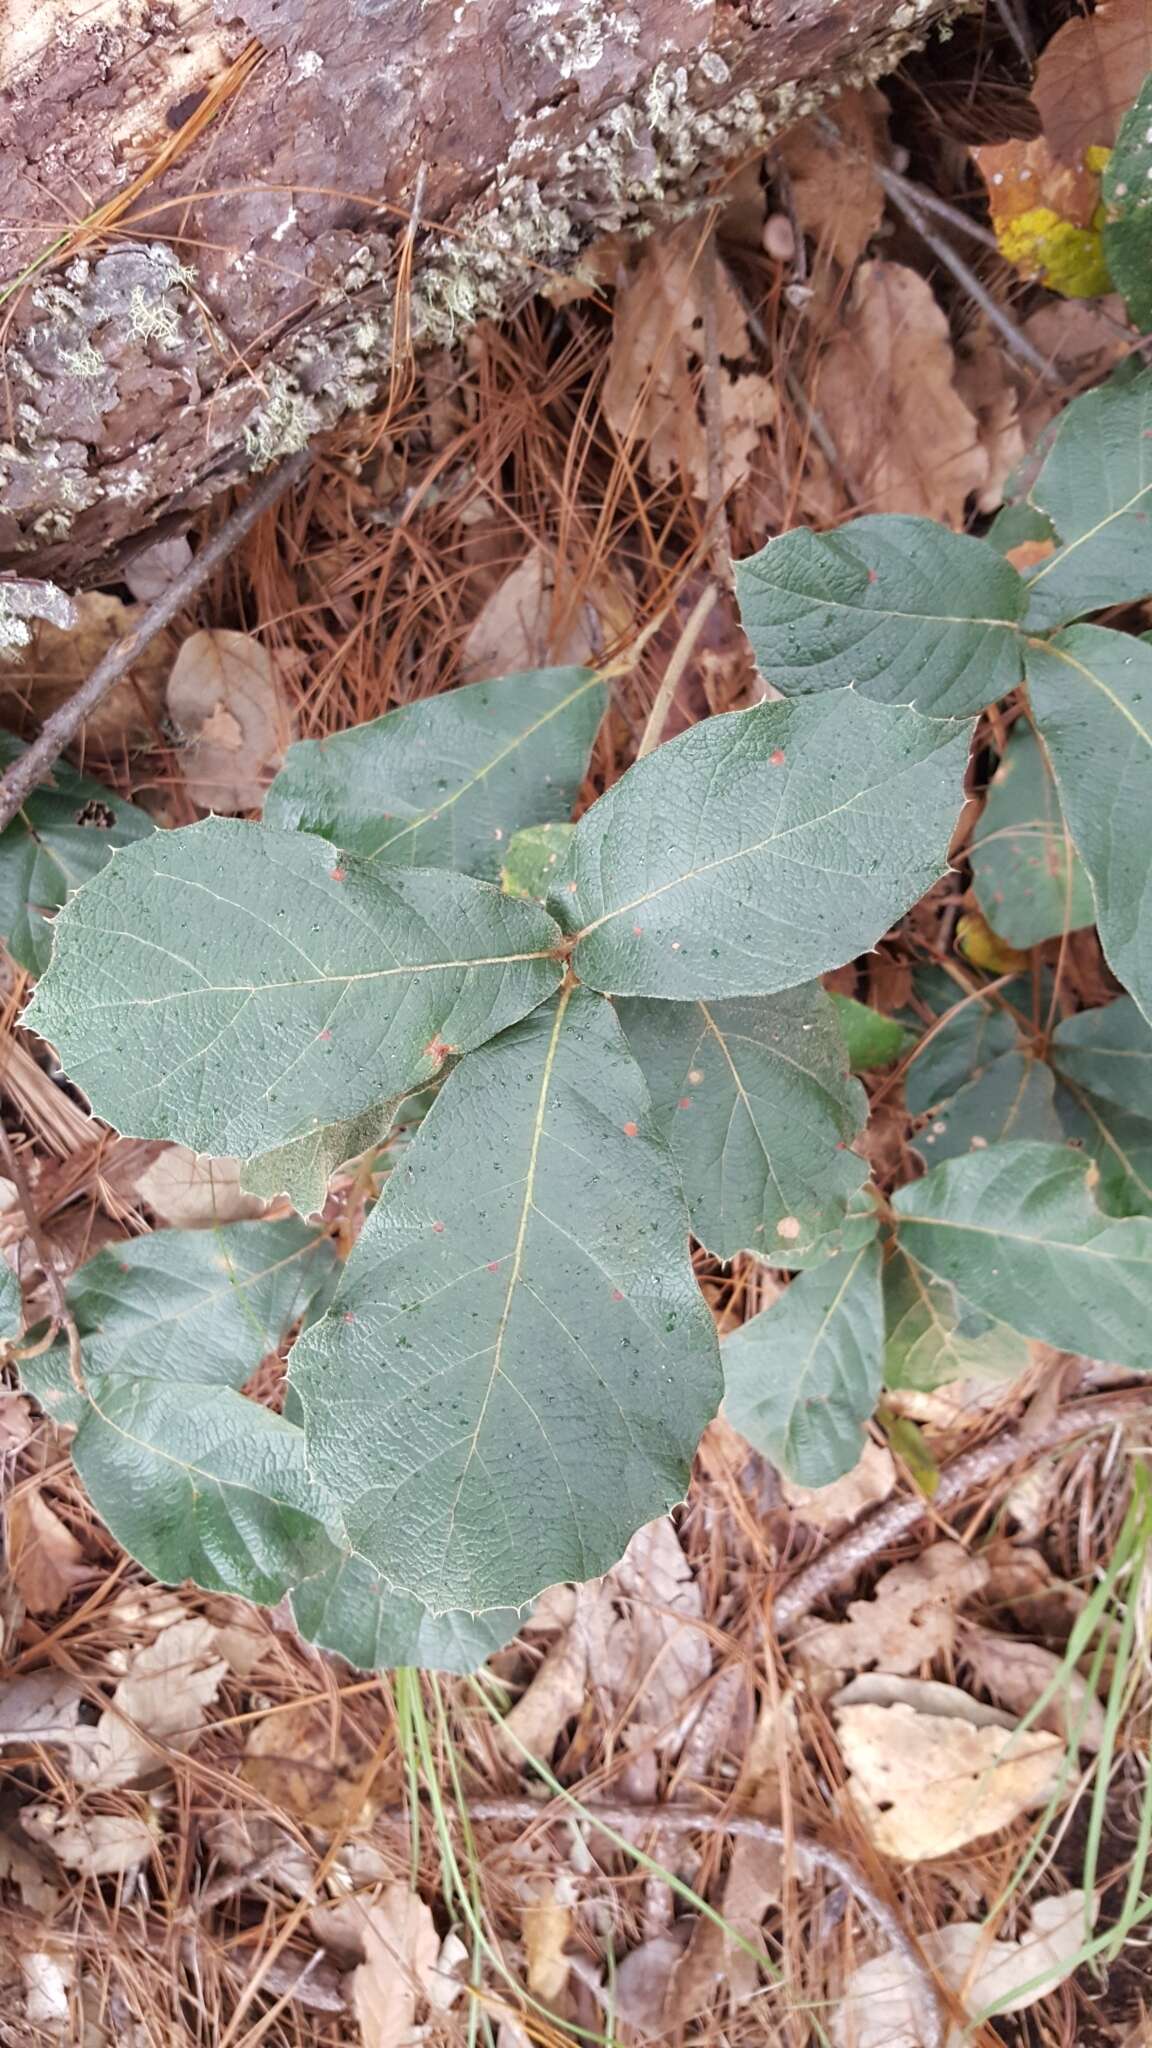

left=1033, top=0, right=1152, bottom=164
left=350, top=1884, right=440, bottom=2048
left=588, top=1516, right=711, bottom=1749
left=243, top=1701, right=378, bottom=1831
left=136, top=1144, right=273, bottom=1227
left=0, top=591, right=171, bottom=747
left=168, top=628, right=294, bottom=811
left=953, top=327, right=1025, bottom=514
left=781, top=1441, right=895, bottom=1530
left=813, top=262, right=987, bottom=525
left=6, top=1489, right=88, bottom=1616
left=22, top=1802, right=158, bottom=1877
left=612, top=1931, right=691, bottom=2034
left=777, top=88, right=891, bottom=270
left=123, top=535, right=193, bottom=603
left=799, top=1540, right=990, bottom=1675
left=835, top=1678, right=1064, bottom=1859
left=833, top=1889, right=1091, bottom=2047
left=461, top=545, right=630, bottom=679
left=500, top=1585, right=592, bottom=1761
left=86, top=1615, right=228, bottom=1788
left=1016, top=296, right=1132, bottom=446
left=603, top=226, right=776, bottom=499
left=961, top=1624, right=1105, bottom=1750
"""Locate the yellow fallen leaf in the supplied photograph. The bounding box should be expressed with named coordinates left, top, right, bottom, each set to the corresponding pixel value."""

left=835, top=1677, right=1064, bottom=1860
left=973, top=138, right=1110, bottom=296
left=956, top=911, right=1032, bottom=974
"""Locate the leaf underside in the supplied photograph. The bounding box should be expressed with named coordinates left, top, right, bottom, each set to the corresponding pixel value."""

left=292, top=987, right=722, bottom=1613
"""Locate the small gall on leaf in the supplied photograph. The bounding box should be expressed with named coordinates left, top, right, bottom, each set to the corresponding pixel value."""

left=431, top=1219, right=446, bottom=1234
left=769, top=749, right=786, bottom=766
left=687, top=1068, right=704, bottom=1085
left=622, top=1121, right=639, bottom=1137
left=328, top=866, right=347, bottom=882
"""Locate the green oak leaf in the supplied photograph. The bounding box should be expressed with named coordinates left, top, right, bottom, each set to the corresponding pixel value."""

left=883, top=1249, right=1030, bottom=1392
left=721, top=1237, right=884, bottom=1485
left=558, top=690, right=971, bottom=1000
left=0, top=736, right=153, bottom=973
left=1051, top=998, right=1152, bottom=1121
left=734, top=517, right=1026, bottom=717
left=501, top=822, right=575, bottom=901
left=616, top=985, right=869, bottom=1265
left=893, top=1141, right=1152, bottom=1367
left=264, top=667, right=604, bottom=875
left=291, top=1551, right=519, bottom=1673
left=912, top=1050, right=1062, bottom=1167
left=828, top=993, right=911, bottom=1073
left=25, top=818, right=563, bottom=1164
left=292, top=987, right=721, bottom=1613
left=970, top=725, right=1093, bottom=949
left=20, top=1220, right=336, bottom=1602
left=1103, top=75, right=1152, bottom=336
left=1025, top=628, right=1152, bottom=1020
left=1017, top=369, right=1152, bottom=629
left=0, top=1259, right=21, bottom=1340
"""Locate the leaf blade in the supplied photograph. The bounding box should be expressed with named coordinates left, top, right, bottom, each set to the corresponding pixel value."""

left=1019, top=369, right=1152, bottom=628
left=970, top=724, right=1094, bottom=948
left=0, top=737, right=153, bottom=974
left=290, top=1553, right=519, bottom=1673
left=617, top=985, right=869, bottom=1264
left=563, top=692, right=971, bottom=1000
left=734, top=517, right=1026, bottom=717
left=893, top=1141, right=1152, bottom=1366
left=1025, top=627, right=1152, bottom=1018
left=722, top=1238, right=884, bottom=1485
left=25, top=818, right=563, bottom=1163
left=264, top=667, right=605, bottom=875
left=292, top=987, right=721, bottom=1613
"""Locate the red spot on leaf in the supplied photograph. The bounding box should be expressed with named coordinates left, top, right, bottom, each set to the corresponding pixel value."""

left=867, top=568, right=878, bottom=584
left=487, top=1261, right=500, bottom=1273
left=567, top=880, right=579, bottom=894
left=343, top=1311, right=356, bottom=1324
left=317, top=1028, right=333, bottom=1042
left=769, top=749, right=786, bottom=766
left=623, top=1121, right=639, bottom=1137
left=677, top=1096, right=692, bottom=1110
left=423, top=1037, right=455, bottom=1066
left=632, top=925, right=644, bottom=936
left=431, top=1220, right=446, bottom=1234
left=329, top=866, right=347, bottom=882
left=612, top=1289, right=624, bottom=1302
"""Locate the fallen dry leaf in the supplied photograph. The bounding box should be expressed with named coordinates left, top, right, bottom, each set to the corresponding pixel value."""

left=501, top=1583, right=594, bottom=1760
left=522, top=1871, right=576, bottom=2001
left=136, top=1144, right=273, bottom=1227
left=610, top=1931, right=690, bottom=2034
left=168, top=628, right=294, bottom=811
left=243, top=1700, right=378, bottom=1831
left=461, top=545, right=630, bottom=680
left=1033, top=0, right=1152, bottom=164
left=798, top=1540, right=989, bottom=1675
left=0, top=1824, right=61, bottom=1912
left=832, top=1889, right=1091, bottom=2047
left=1015, top=296, right=1132, bottom=445
left=953, top=327, right=1026, bottom=513
left=972, top=137, right=1109, bottom=296
left=6, top=1488, right=88, bottom=1616
left=22, top=1801, right=158, bottom=1877
left=123, top=534, right=193, bottom=602
left=812, top=262, right=987, bottom=525
left=777, top=88, right=891, bottom=270
left=350, top=1884, right=440, bottom=2048
left=0, top=590, right=171, bottom=747
left=588, top=1515, right=711, bottom=1754
left=961, top=1624, right=1105, bottom=1750
left=834, top=1675, right=1064, bottom=1859
left=781, top=1441, right=896, bottom=1529
left=21, top=1948, right=72, bottom=2028
left=603, top=225, right=776, bottom=500
left=85, top=1615, right=228, bottom=1788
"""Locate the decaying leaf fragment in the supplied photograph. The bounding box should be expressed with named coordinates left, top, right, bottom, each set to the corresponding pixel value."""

left=834, top=1675, right=1065, bottom=1859
left=168, top=628, right=295, bottom=811
left=798, top=1540, right=989, bottom=1675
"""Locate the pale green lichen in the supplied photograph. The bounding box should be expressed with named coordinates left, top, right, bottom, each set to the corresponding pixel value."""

left=244, top=369, right=324, bottom=468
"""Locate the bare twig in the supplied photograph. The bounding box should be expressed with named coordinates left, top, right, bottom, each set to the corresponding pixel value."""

left=0, top=449, right=311, bottom=836
left=0, top=1120, right=82, bottom=1391
left=880, top=167, right=1000, bottom=252
left=636, top=582, right=719, bottom=759
left=773, top=1388, right=1152, bottom=1634
left=451, top=1796, right=944, bottom=2048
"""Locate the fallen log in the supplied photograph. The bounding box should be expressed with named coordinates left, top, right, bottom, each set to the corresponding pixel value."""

left=2, top=0, right=957, bottom=579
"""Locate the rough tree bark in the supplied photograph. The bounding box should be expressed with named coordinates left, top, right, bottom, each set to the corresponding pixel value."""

left=2, top=0, right=956, bottom=582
